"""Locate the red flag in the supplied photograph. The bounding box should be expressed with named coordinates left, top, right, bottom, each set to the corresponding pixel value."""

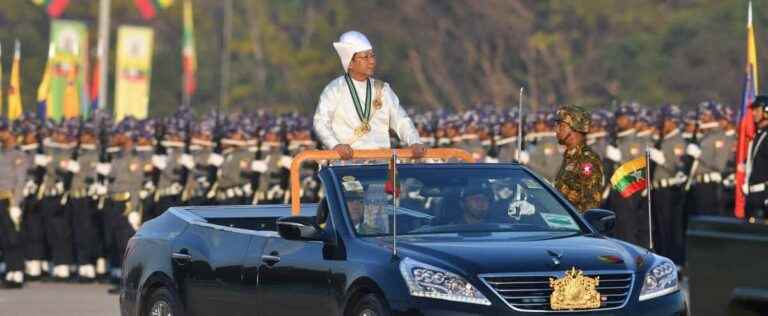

left=384, top=154, right=400, bottom=197
left=90, top=55, right=99, bottom=110
left=735, top=2, right=759, bottom=219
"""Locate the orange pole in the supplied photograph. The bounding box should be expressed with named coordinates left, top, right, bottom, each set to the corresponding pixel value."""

left=290, top=148, right=474, bottom=215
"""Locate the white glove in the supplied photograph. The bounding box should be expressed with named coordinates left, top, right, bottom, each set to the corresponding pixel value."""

left=648, top=148, right=666, bottom=165
left=743, top=182, right=750, bottom=195
left=507, top=200, right=536, bottom=217
left=96, top=162, right=112, bottom=176
left=279, top=155, right=293, bottom=169
left=34, top=154, right=52, bottom=167
left=9, top=206, right=22, bottom=225
left=127, top=211, right=142, bottom=230
left=686, top=144, right=701, bottom=158
left=152, top=155, right=168, bottom=170
left=606, top=145, right=622, bottom=162
left=251, top=160, right=268, bottom=173
left=178, top=154, right=195, bottom=169
left=95, top=184, right=107, bottom=195
left=66, top=160, right=81, bottom=173
left=208, top=153, right=224, bottom=167
left=518, top=150, right=530, bottom=164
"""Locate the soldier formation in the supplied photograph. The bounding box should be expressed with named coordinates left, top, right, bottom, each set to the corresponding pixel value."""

left=0, top=100, right=751, bottom=289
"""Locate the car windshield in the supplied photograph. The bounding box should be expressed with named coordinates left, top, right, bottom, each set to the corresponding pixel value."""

left=335, top=166, right=585, bottom=236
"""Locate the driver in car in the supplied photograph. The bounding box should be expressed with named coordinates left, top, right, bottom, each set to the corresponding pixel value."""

left=451, top=186, right=496, bottom=225
left=346, top=186, right=385, bottom=234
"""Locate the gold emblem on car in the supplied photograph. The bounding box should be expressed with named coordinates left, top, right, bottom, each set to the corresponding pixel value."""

left=549, top=267, right=602, bottom=310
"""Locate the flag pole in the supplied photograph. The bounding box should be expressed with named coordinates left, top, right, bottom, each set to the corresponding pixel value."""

left=516, top=87, right=524, bottom=161
left=97, top=0, right=110, bottom=110
left=392, top=150, right=398, bottom=257
left=645, top=147, right=654, bottom=251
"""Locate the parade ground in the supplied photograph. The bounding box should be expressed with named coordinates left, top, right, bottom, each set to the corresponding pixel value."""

left=0, top=282, right=119, bottom=316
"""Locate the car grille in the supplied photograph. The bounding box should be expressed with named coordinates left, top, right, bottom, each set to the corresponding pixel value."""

left=479, top=271, right=634, bottom=312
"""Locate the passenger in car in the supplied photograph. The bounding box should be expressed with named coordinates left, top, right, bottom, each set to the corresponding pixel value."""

left=448, top=186, right=495, bottom=225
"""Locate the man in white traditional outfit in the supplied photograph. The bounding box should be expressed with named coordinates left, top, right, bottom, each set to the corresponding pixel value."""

left=314, top=30, right=425, bottom=159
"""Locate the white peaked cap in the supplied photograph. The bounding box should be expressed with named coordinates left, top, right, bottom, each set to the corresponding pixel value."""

left=333, top=31, right=373, bottom=73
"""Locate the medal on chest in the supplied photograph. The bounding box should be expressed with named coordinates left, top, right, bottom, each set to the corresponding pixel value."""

left=345, top=74, right=372, bottom=137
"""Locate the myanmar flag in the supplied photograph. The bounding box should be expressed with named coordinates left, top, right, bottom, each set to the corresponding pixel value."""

left=182, top=0, right=197, bottom=96
left=7, top=40, right=23, bottom=121
left=135, top=0, right=175, bottom=20
left=31, top=0, right=70, bottom=18
left=610, top=157, right=647, bottom=198
left=384, top=153, right=400, bottom=197
left=37, top=44, right=53, bottom=121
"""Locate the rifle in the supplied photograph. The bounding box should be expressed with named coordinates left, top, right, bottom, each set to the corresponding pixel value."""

left=205, top=120, right=224, bottom=201
left=61, top=119, right=84, bottom=205
left=250, top=127, right=263, bottom=205
left=684, top=107, right=702, bottom=191
left=96, top=120, right=110, bottom=210
left=516, top=87, right=524, bottom=161
left=487, top=125, right=499, bottom=158
left=180, top=120, right=193, bottom=202
left=151, top=122, right=167, bottom=202
left=33, top=128, right=47, bottom=200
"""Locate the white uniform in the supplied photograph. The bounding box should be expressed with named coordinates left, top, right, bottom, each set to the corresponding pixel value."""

left=313, top=75, right=421, bottom=149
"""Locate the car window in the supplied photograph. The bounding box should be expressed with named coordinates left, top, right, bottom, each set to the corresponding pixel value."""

left=336, top=167, right=583, bottom=236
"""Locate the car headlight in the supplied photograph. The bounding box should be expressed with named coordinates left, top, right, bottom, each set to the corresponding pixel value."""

left=639, top=258, right=679, bottom=301
left=399, top=257, right=491, bottom=305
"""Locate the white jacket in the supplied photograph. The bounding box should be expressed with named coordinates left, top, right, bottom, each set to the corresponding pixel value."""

left=313, top=76, right=421, bottom=149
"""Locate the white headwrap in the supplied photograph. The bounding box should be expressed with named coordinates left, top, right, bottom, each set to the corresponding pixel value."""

left=332, top=31, right=373, bottom=73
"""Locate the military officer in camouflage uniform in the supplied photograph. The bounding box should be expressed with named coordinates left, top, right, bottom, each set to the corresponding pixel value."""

left=0, top=123, right=29, bottom=288
left=647, top=105, right=687, bottom=265
left=553, top=106, right=604, bottom=213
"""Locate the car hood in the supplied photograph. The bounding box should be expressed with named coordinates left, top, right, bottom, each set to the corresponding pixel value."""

left=368, top=233, right=647, bottom=275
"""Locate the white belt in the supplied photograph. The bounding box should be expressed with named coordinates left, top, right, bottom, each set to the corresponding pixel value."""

left=749, top=183, right=766, bottom=193
left=157, top=182, right=183, bottom=197
left=696, top=172, right=722, bottom=184
left=653, top=177, right=685, bottom=188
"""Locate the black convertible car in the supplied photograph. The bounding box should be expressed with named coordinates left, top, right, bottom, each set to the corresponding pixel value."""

left=120, top=149, right=685, bottom=316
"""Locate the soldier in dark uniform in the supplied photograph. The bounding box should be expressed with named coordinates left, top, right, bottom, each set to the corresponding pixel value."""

left=214, top=125, right=252, bottom=205
left=39, top=123, right=76, bottom=281
left=605, top=106, right=646, bottom=246
left=0, top=122, right=29, bottom=288
left=105, top=125, right=145, bottom=293
left=185, top=120, right=215, bottom=205
left=65, top=122, right=100, bottom=282
left=648, top=105, right=687, bottom=265
left=526, top=112, right=562, bottom=183
left=149, top=121, right=185, bottom=220
left=18, top=123, right=46, bottom=280
left=553, top=106, right=604, bottom=213
left=496, top=119, right=523, bottom=163
left=745, top=96, right=768, bottom=221
left=686, top=102, right=729, bottom=215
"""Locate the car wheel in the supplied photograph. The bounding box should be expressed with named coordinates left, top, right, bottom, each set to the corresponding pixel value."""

left=144, top=287, right=183, bottom=316
left=352, top=293, right=390, bottom=316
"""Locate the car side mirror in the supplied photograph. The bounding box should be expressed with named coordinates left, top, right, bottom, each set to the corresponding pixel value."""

left=583, top=209, right=616, bottom=234
left=277, top=216, right=324, bottom=241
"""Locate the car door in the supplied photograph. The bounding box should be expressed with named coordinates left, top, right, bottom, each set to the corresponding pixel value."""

left=171, top=223, right=252, bottom=316
left=256, top=236, right=334, bottom=316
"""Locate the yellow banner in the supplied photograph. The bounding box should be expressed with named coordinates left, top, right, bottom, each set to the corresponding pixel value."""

left=114, top=25, right=154, bottom=121
left=50, top=19, right=89, bottom=121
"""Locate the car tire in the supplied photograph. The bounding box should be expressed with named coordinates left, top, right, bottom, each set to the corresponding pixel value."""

left=351, top=293, right=390, bottom=316
left=143, top=287, right=184, bottom=316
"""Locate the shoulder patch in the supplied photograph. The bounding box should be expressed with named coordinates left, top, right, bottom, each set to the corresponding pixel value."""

left=580, top=163, right=594, bottom=177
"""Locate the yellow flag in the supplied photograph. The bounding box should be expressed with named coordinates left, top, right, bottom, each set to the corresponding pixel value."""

left=7, top=40, right=22, bottom=120
left=115, top=26, right=154, bottom=121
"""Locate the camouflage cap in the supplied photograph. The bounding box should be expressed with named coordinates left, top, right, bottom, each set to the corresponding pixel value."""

left=555, top=105, right=591, bottom=133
